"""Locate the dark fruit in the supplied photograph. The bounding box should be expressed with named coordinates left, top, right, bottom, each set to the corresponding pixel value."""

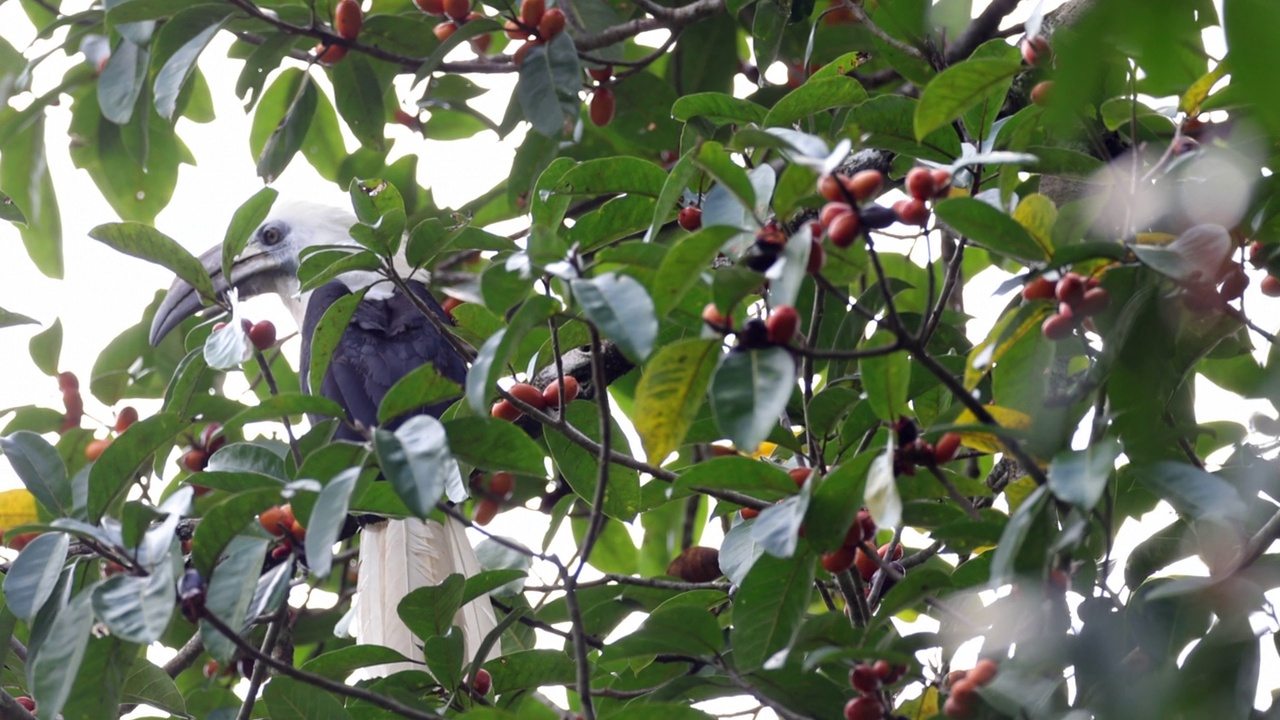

left=183, top=449, right=209, bottom=473
left=905, top=167, right=936, bottom=201
left=271, top=542, right=292, bottom=560
left=472, top=667, right=493, bottom=695
left=943, top=693, right=975, bottom=720
left=1041, top=312, right=1074, bottom=341
left=847, top=169, right=884, bottom=201
left=857, top=509, right=876, bottom=542
left=738, top=318, right=769, bottom=349
left=115, top=406, right=139, bottom=432
left=893, top=198, right=929, bottom=226
left=807, top=239, right=826, bottom=274
left=1248, top=241, right=1266, bottom=268
left=843, top=695, right=884, bottom=720
left=314, top=43, right=348, bottom=64
left=538, top=8, right=565, bottom=38
left=1021, top=276, right=1056, bottom=301
left=860, top=204, right=897, bottom=229
left=508, top=382, right=547, bottom=412
left=543, top=376, right=580, bottom=407
left=849, top=664, right=881, bottom=693
left=415, top=0, right=445, bottom=13
left=767, top=305, right=800, bottom=344
left=85, top=438, right=112, bottom=461
left=666, top=545, right=722, bottom=582
left=434, top=21, right=459, bottom=41
left=821, top=546, right=857, bottom=573
left=934, top=432, right=961, bottom=464
left=474, top=497, right=500, bottom=525
left=248, top=320, right=276, bottom=351
left=335, top=0, right=363, bottom=40
left=842, top=522, right=864, bottom=549
left=828, top=211, right=861, bottom=248
left=589, top=86, right=615, bottom=126
left=203, top=659, right=220, bottom=678
left=201, top=423, right=226, bottom=453
left=441, top=296, right=463, bottom=319
left=678, top=206, right=703, bottom=231
left=520, top=0, right=545, bottom=28
left=1220, top=266, right=1249, bottom=300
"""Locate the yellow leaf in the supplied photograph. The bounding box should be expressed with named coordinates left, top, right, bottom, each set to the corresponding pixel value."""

left=0, top=489, right=40, bottom=531
left=1180, top=63, right=1228, bottom=116
left=955, top=405, right=1033, bottom=455
left=1004, top=475, right=1040, bottom=514
left=964, top=304, right=1052, bottom=391
left=748, top=442, right=777, bottom=458
left=897, top=685, right=941, bottom=720
left=1013, top=194, right=1057, bottom=256
left=633, top=339, right=721, bottom=464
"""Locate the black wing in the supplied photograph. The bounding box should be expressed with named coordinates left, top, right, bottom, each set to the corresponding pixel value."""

left=301, top=280, right=467, bottom=441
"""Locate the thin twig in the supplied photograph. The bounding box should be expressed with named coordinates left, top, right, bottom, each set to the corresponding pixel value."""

left=236, top=615, right=284, bottom=720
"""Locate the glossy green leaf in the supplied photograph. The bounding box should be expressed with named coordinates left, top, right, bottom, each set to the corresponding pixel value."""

left=671, top=92, right=767, bottom=125
left=764, top=76, right=868, bottom=127
left=3, top=532, right=69, bottom=621
left=651, top=226, right=740, bottom=316
left=151, top=5, right=230, bottom=120
left=263, top=676, right=354, bottom=720
left=374, top=416, right=458, bottom=518
left=603, top=604, right=724, bottom=661
left=731, top=550, right=814, bottom=672
left=221, top=187, right=278, bottom=282
left=331, top=53, right=388, bottom=151
left=98, top=39, right=147, bottom=124
left=443, top=416, right=547, bottom=477
left=190, top=488, right=283, bottom=575
left=201, top=536, right=270, bottom=662
left=28, top=319, right=61, bottom=377
left=1047, top=437, right=1120, bottom=512
left=914, top=58, right=1022, bottom=140
left=464, top=294, right=557, bottom=414
left=1131, top=461, right=1248, bottom=521
left=933, top=197, right=1048, bottom=262
left=121, top=658, right=186, bottom=717
left=378, top=364, right=461, bottom=425
left=570, top=273, right=657, bottom=362
left=29, top=588, right=94, bottom=719
left=0, top=431, right=73, bottom=517
left=87, top=412, right=183, bottom=523
left=514, top=33, right=581, bottom=137
left=555, top=157, right=669, bottom=198
left=852, top=95, right=962, bottom=163
left=710, top=347, right=796, bottom=452
left=307, top=289, right=365, bottom=396
left=303, top=467, right=358, bottom=579
left=90, top=562, right=175, bottom=644
left=399, top=573, right=465, bottom=640
left=250, top=68, right=318, bottom=183
left=859, top=331, right=910, bottom=422
left=0, top=112, right=62, bottom=277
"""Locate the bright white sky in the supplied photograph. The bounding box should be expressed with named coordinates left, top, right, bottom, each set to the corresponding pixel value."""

left=1, top=0, right=1278, bottom=716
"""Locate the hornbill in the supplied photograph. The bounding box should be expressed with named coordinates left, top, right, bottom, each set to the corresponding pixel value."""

left=149, top=201, right=497, bottom=674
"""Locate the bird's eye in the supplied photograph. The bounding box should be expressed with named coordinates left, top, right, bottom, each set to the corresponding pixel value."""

left=260, top=224, right=286, bottom=246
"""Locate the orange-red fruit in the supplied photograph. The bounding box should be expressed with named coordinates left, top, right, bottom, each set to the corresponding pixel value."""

left=821, top=546, right=857, bottom=574
left=847, top=170, right=884, bottom=201
left=489, top=471, right=515, bottom=499
left=509, top=382, right=547, bottom=412
left=491, top=400, right=521, bottom=421
left=819, top=202, right=852, bottom=228
left=538, top=8, right=565, bottom=38
left=590, top=87, right=615, bottom=126
left=943, top=693, right=975, bottom=720
left=678, top=206, right=703, bottom=231
left=249, top=320, right=276, bottom=351
left=115, top=406, right=139, bottom=433
left=1022, top=35, right=1051, bottom=66
left=203, top=659, right=220, bottom=678
left=434, top=21, right=459, bottom=41
left=807, top=239, right=826, bottom=275
left=934, top=432, right=962, bottom=464
left=314, top=43, right=349, bottom=65
left=290, top=519, right=306, bottom=543
left=85, top=438, right=112, bottom=461
left=844, top=696, right=884, bottom=720
left=260, top=506, right=291, bottom=537
left=1030, top=80, right=1053, bottom=105
left=504, top=19, right=531, bottom=39
left=741, top=507, right=760, bottom=520
left=819, top=174, right=846, bottom=202
left=767, top=305, right=800, bottom=345
left=520, top=0, right=546, bottom=30
left=827, top=211, right=861, bottom=248
left=931, top=169, right=952, bottom=197
left=968, top=658, right=999, bottom=686
left=894, top=198, right=929, bottom=226
left=702, top=303, right=731, bottom=329
left=472, top=667, right=493, bottom=695
left=183, top=448, right=209, bottom=473
left=15, top=696, right=35, bottom=712
left=1261, top=274, right=1280, bottom=297
left=1077, top=287, right=1111, bottom=316
left=905, top=167, right=936, bottom=201
left=543, top=376, right=579, bottom=407
left=588, top=64, right=613, bottom=82
left=58, top=371, right=79, bottom=391
left=1021, top=276, right=1056, bottom=301
left=474, top=497, right=500, bottom=525
left=788, top=466, right=812, bottom=487
left=1055, top=274, right=1084, bottom=305
left=441, top=296, right=464, bottom=319
left=335, top=0, right=363, bottom=40
left=415, top=0, right=446, bottom=13
left=443, top=0, right=469, bottom=20
left=271, top=542, right=292, bottom=560
left=470, top=32, right=492, bottom=54
left=855, top=543, right=901, bottom=582
left=1041, top=312, right=1074, bottom=341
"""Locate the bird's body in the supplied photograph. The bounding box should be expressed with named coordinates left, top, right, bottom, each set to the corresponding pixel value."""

left=150, top=201, right=495, bottom=675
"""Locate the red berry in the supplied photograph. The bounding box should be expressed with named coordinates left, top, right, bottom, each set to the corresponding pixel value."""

left=538, top=8, right=565, bottom=38
left=1021, top=276, right=1056, bottom=301
left=58, top=371, right=79, bottom=391
left=1021, top=35, right=1051, bottom=66
left=85, top=438, right=112, bottom=461
left=1077, top=287, right=1111, bottom=316
left=488, top=471, right=515, bottom=499
left=183, top=449, right=208, bottom=473
left=271, top=542, right=291, bottom=560
left=893, top=198, right=930, bottom=226
left=314, top=43, right=348, bottom=65
left=1041, top=312, right=1074, bottom=341
left=1030, top=80, right=1053, bottom=105
left=828, top=212, right=861, bottom=248
left=849, top=664, right=881, bottom=693
left=115, top=406, right=139, bottom=433
left=702, top=303, right=731, bottom=330
left=857, top=509, right=876, bottom=542
left=204, top=659, right=220, bottom=678
left=1261, top=274, right=1280, bottom=297
left=1248, top=241, right=1266, bottom=267
left=872, top=659, right=893, bottom=680
left=787, top=466, right=811, bottom=487
left=767, top=306, right=800, bottom=345
left=16, top=696, right=36, bottom=712
left=472, top=667, right=493, bottom=695
left=943, top=693, right=975, bottom=720
left=1055, top=274, right=1084, bottom=305
left=248, top=320, right=276, bottom=351
left=491, top=400, right=520, bottom=422
left=508, top=382, right=547, bottom=412
left=968, top=658, right=998, bottom=686
left=504, top=20, right=530, bottom=39
left=335, top=0, right=363, bottom=40
left=741, top=507, right=760, bottom=520
left=807, top=239, right=826, bottom=274
left=934, top=432, right=961, bottom=464
left=434, top=21, right=458, bottom=41
left=543, top=376, right=580, bottom=407
left=201, top=423, right=226, bottom=453
left=1220, top=266, right=1249, bottom=300
left=846, top=170, right=884, bottom=201
left=441, top=296, right=463, bottom=319
left=415, top=0, right=445, bottom=13
left=474, top=497, right=500, bottom=525
left=843, top=695, right=883, bottom=720
left=589, top=86, right=615, bottom=126
left=930, top=169, right=952, bottom=198
left=443, top=0, right=469, bottom=20
left=678, top=206, right=703, bottom=231
left=819, top=202, right=853, bottom=228
left=842, top=522, right=864, bottom=549
left=519, top=0, right=545, bottom=28
left=821, top=546, right=857, bottom=574
left=819, top=174, right=847, bottom=202
left=588, top=65, right=613, bottom=82
left=905, top=167, right=936, bottom=201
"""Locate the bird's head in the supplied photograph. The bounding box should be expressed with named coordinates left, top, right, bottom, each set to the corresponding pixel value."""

left=149, top=201, right=359, bottom=346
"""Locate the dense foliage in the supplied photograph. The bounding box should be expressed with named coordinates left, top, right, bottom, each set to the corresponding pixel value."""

left=2, top=0, right=1280, bottom=718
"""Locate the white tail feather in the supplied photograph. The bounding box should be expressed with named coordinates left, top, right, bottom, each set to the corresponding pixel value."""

left=355, top=517, right=498, bottom=677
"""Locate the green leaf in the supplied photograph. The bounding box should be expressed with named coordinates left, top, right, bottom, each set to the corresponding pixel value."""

left=121, top=659, right=186, bottom=717
left=876, top=567, right=953, bottom=621
left=988, top=483, right=1049, bottom=587
left=208, top=442, right=287, bottom=480
left=378, top=364, right=461, bottom=425
left=514, top=33, right=580, bottom=137
left=0, top=307, right=38, bottom=328
left=1224, top=0, right=1280, bottom=139
left=202, top=536, right=270, bottom=662
left=443, top=416, right=547, bottom=477
left=416, top=18, right=499, bottom=81
left=98, top=39, right=148, bottom=124
left=933, top=197, right=1048, bottom=262
left=1131, top=461, right=1248, bottom=521
left=28, top=319, right=61, bottom=377
left=0, top=112, right=62, bottom=277
left=804, top=454, right=874, bottom=552
left=710, top=347, right=797, bottom=452
left=481, top=648, right=576, bottom=693
left=222, top=187, right=278, bottom=282
left=859, top=331, right=910, bottom=422
left=250, top=68, right=318, bottom=183
left=1047, top=437, right=1120, bottom=512
left=374, top=416, right=458, bottom=518
left=88, top=412, right=183, bottom=523
left=633, top=338, right=721, bottom=463
left=151, top=5, right=230, bottom=120
left=3, top=532, right=69, bottom=621
left=545, top=401, right=641, bottom=521
left=90, top=563, right=175, bottom=644
left=89, top=222, right=216, bottom=303
left=696, top=142, right=755, bottom=209
left=425, top=627, right=465, bottom=689
left=852, top=95, right=962, bottom=163
left=555, top=157, right=669, bottom=198
left=0, top=431, right=73, bottom=518
left=399, top=573, right=465, bottom=640
left=603, top=604, right=725, bottom=661
left=464, top=294, right=558, bottom=414
left=673, top=456, right=798, bottom=501
left=331, top=53, right=388, bottom=151
left=29, top=588, right=94, bottom=719
left=570, top=273, right=658, bottom=362
left=190, top=488, right=283, bottom=575
left=764, top=76, right=869, bottom=127
left=305, top=468, right=358, bottom=578
left=671, top=92, right=767, bottom=125
left=307, top=289, right=365, bottom=396
left=348, top=177, right=407, bottom=257
left=300, top=645, right=412, bottom=679
left=263, top=676, right=354, bottom=720
left=914, top=58, right=1023, bottom=140
left=731, top=550, right=814, bottom=672
left=651, top=226, right=740, bottom=316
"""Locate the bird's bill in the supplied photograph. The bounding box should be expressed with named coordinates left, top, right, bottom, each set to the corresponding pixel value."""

left=148, top=244, right=284, bottom=346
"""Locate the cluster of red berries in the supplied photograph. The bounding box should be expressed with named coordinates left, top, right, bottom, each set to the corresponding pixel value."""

left=891, top=418, right=961, bottom=477
left=740, top=466, right=814, bottom=520
left=844, top=660, right=909, bottom=720
left=178, top=423, right=228, bottom=497
left=943, top=659, right=999, bottom=719
left=814, top=166, right=950, bottom=248
left=259, top=503, right=307, bottom=560
left=472, top=471, right=514, bottom=525
left=1022, top=272, right=1110, bottom=341
left=587, top=65, right=615, bottom=127
left=415, top=0, right=496, bottom=56
left=491, top=377, right=579, bottom=421
left=819, top=508, right=878, bottom=574
left=314, top=0, right=363, bottom=65
left=499, top=0, right=566, bottom=66
left=1021, top=34, right=1055, bottom=106
left=83, top=405, right=141, bottom=462
left=700, top=303, right=801, bottom=350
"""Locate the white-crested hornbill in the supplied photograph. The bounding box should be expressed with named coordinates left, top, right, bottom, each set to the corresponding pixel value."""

left=149, top=200, right=496, bottom=674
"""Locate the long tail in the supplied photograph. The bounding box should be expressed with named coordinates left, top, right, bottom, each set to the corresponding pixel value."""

left=355, top=516, right=498, bottom=676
